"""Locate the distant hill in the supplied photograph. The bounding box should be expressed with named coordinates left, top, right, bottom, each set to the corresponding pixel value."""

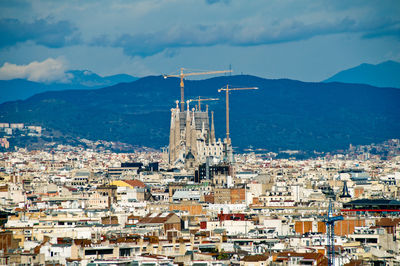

left=1, top=75, right=399, bottom=152
left=324, top=60, right=400, bottom=88
left=65, top=70, right=137, bottom=87
left=0, top=70, right=137, bottom=103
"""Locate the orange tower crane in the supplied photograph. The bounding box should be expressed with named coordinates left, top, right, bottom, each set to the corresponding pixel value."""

left=218, top=85, right=258, bottom=145
left=164, top=68, right=232, bottom=111
left=187, top=96, right=219, bottom=111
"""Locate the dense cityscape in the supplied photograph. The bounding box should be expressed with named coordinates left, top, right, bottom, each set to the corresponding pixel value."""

left=1, top=1, right=400, bottom=265
left=1, top=102, right=400, bottom=265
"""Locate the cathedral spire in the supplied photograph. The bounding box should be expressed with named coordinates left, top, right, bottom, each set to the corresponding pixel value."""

left=185, top=101, right=191, bottom=150
left=173, top=104, right=180, bottom=163
left=169, top=108, right=175, bottom=164
left=191, top=108, right=196, bottom=125
left=210, top=111, right=216, bottom=144
left=190, top=108, right=197, bottom=157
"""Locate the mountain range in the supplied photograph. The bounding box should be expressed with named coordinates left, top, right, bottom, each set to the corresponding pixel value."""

left=0, top=70, right=137, bottom=103
left=1, top=60, right=399, bottom=105
left=324, top=60, right=400, bottom=88
left=1, top=74, right=399, bottom=152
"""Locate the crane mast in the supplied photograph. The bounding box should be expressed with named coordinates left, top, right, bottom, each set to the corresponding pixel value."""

left=164, top=68, right=232, bottom=111
left=323, top=200, right=343, bottom=266
left=218, top=85, right=258, bottom=145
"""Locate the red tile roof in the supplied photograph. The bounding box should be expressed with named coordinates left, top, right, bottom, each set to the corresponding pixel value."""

left=376, top=218, right=400, bottom=227
left=138, top=213, right=177, bottom=224
left=242, top=255, right=269, bottom=262
left=123, top=179, right=146, bottom=188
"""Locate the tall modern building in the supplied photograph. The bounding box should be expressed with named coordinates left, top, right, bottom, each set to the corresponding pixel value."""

left=168, top=101, right=226, bottom=168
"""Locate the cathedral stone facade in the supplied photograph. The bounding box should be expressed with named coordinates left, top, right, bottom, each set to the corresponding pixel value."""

left=169, top=101, right=224, bottom=167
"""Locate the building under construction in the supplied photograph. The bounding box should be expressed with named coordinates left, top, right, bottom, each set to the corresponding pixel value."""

left=166, top=69, right=255, bottom=169
left=168, top=101, right=228, bottom=168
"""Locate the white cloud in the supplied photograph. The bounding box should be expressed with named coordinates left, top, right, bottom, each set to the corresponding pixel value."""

left=0, top=57, right=71, bottom=83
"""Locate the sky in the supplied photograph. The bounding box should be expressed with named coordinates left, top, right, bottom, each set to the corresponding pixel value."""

left=0, top=0, right=399, bottom=82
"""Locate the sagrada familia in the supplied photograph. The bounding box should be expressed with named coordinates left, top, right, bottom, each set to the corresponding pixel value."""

left=168, top=101, right=231, bottom=169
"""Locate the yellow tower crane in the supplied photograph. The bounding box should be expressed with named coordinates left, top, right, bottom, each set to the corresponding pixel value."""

left=163, top=68, right=232, bottom=111
left=187, top=96, right=219, bottom=111
left=218, top=85, right=258, bottom=145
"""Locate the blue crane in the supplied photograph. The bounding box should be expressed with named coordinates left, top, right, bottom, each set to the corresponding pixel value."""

left=323, top=200, right=343, bottom=266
